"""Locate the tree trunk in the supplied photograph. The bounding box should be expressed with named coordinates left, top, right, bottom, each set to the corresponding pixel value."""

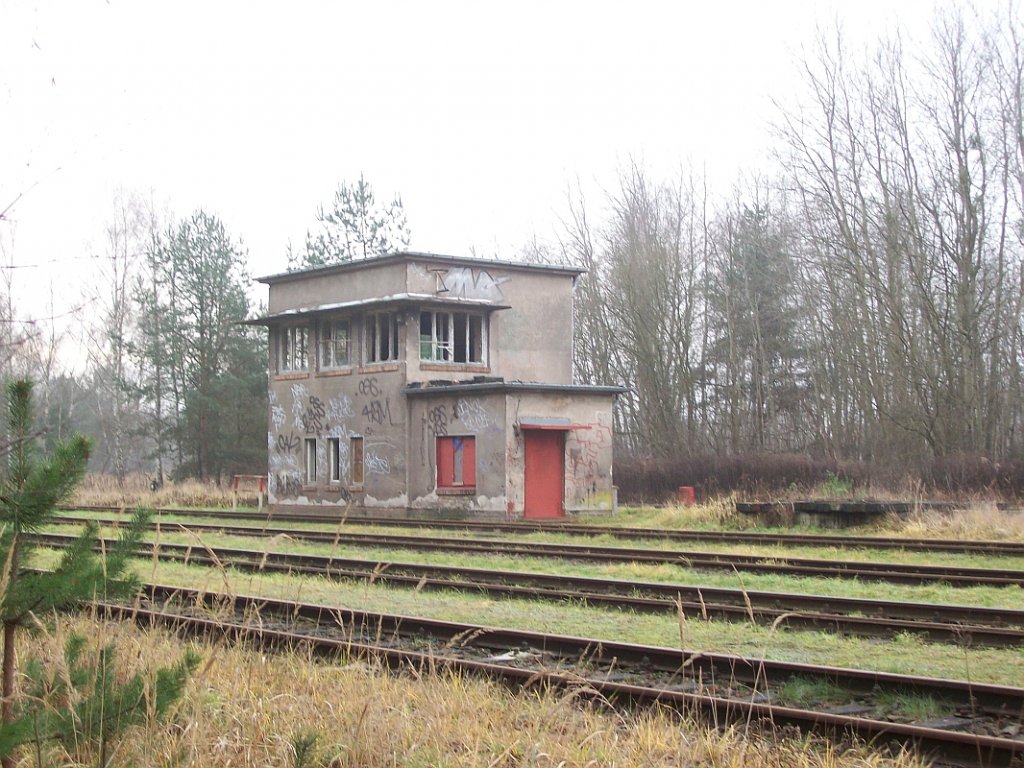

left=2, top=619, right=16, bottom=768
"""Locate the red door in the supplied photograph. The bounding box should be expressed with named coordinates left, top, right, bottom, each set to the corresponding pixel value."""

left=524, top=430, right=565, bottom=519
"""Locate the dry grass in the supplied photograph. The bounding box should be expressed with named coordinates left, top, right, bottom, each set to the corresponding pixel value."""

left=14, top=614, right=924, bottom=768
left=602, top=497, right=748, bottom=529
left=71, top=474, right=244, bottom=509
left=610, top=498, right=1024, bottom=541
left=896, top=502, right=1024, bottom=541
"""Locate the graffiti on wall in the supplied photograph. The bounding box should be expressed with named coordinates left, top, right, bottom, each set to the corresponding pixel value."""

left=432, top=267, right=510, bottom=301
left=326, top=394, right=354, bottom=423
left=454, top=398, right=493, bottom=430
left=276, top=432, right=300, bottom=454
left=364, top=451, right=391, bottom=475
left=269, top=375, right=405, bottom=499
left=567, top=412, right=613, bottom=505
left=363, top=399, right=396, bottom=427
left=270, top=398, right=286, bottom=430
left=300, top=395, right=327, bottom=433
left=357, top=377, right=381, bottom=398
left=270, top=471, right=303, bottom=498
left=427, top=405, right=448, bottom=436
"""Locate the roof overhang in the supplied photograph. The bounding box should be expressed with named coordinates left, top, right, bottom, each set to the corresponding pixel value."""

left=244, top=293, right=510, bottom=326
left=517, top=417, right=591, bottom=431
left=403, top=381, right=625, bottom=397
left=257, top=251, right=587, bottom=285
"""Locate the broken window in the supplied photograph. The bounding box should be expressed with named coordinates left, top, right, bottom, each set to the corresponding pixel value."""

left=436, top=436, right=476, bottom=489
left=366, top=313, right=399, bottom=363
left=420, top=311, right=486, bottom=364
left=304, top=437, right=317, bottom=484
left=351, top=436, right=364, bottom=485
left=319, top=318, right=350, bottom=369
left=280, top=325, right=309, bottom=372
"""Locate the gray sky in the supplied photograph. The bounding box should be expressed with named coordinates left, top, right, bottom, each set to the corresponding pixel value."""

left=2, top=0, right=936, bottom=339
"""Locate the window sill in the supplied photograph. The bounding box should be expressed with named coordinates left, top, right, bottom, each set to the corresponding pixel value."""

left=273, top=371, right=310, bottom=381
left=316, top=367, right=354, bottom=378
left=419, top=363, right=490, bottom=374
left=358, top=363, right=400, bottom=373
left=437, top=486, right=476, bottom=496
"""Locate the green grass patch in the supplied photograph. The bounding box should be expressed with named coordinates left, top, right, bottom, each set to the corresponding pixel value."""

left=874, top=691, right=954, bottom=722
left=44, top=521, right=1024, bottom=611
left=32, top=548, right=1024, bottom=688
left=776, top=676, right=852, bottom=708
left=54, top=509, right=1024, bottom=572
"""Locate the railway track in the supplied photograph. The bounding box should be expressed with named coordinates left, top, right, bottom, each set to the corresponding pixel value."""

left=34, top=531, right=1024, bottom=647
left=61, top=504, right=1024, bottom=556
left=51, top=514, right=1024, bottom=587
left=98, top=583, right=1024, bottom=767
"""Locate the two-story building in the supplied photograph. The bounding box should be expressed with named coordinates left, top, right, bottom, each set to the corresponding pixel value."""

left=251, top=251, right=621, bottom=519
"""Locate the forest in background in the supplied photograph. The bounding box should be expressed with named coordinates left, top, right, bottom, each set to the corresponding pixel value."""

left=2, top=7, right=1022, bottom=498
left=563, top=8, right=1024, bottom=498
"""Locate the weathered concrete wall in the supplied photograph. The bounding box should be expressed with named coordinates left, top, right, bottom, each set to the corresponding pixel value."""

left=267, top=351, right=410, bottom=509
left=404, top=260, right=574, bottom=385
left=489, top=271, right=574, bottom=385
left=268, top=260, right=408, bottom=314
left=406, top=391, right=508, bottom=512
left=503, top=391, right=616, bottom=516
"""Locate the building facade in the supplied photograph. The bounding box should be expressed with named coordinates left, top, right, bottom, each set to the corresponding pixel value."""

left=253, top=251, right=621, bottom=518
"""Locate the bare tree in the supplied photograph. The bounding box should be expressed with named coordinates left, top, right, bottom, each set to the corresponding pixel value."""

left=778, top=7, right=1024, bottom=464
left=81, top=193, right=155, bottom=482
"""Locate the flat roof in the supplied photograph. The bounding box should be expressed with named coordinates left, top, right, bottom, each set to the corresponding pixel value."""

left=244, top=293, right=510, bottom=325
left=257, top=250, right=586, bottom=285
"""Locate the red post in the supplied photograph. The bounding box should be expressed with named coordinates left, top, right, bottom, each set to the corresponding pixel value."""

left=678, top=486, right=695, bottom=506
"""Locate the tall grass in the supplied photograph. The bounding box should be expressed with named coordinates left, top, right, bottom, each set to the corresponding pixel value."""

left=898, top=503, right=1024, bottom=541
left=72, top=474, right=247, bottom=509
left=18, top=615, right=922, bottom=768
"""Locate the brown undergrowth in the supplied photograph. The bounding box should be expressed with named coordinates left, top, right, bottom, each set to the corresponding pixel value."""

left=612, top=498, right=1024, bottom=540
left=12, top=614, right=923, bottom=768
left=72, top=474, right=241, bottom=509
left=897, top=503, right=1024, bottom=541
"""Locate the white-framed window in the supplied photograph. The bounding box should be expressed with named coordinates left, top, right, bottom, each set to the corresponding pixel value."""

left=328, top=437, right=341, bottom=483
left=420, top=310, right=486, bottom=364
left=304, top=437, right=317, bottom=484
left=319, top=318, right=350, bottom=369
left=280, top=324, right=310, bottom=372
left=366, top=312, right=399, bottom=363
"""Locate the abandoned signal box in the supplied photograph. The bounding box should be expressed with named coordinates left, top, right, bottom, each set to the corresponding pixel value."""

left=251, top=251, right=622, bottom=519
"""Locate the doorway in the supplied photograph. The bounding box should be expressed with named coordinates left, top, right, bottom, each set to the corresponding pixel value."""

left=523, top=429, right=565, bottom=519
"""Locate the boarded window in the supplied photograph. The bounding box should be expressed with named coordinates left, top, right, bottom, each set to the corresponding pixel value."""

left=351, top=436, right=364, bottom=485
left=436, top=436, right=476, bottom=489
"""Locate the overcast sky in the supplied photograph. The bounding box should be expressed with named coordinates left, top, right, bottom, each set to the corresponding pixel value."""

left=2, top=0, right=937, bottom=336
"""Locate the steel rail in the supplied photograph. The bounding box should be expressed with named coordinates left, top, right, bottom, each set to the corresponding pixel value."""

left=96, top=584, right=1024, bottom=767
left=33, top=531, right=1024, bottom=647
left=60, top=504, right=1024, bottom=556
left=50, top=514, right=1024, bottom=587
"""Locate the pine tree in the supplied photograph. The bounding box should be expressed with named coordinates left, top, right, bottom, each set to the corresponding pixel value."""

left=0, top=378, right=192, bottom=764
left=290, top=174, right=411, bottom=269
